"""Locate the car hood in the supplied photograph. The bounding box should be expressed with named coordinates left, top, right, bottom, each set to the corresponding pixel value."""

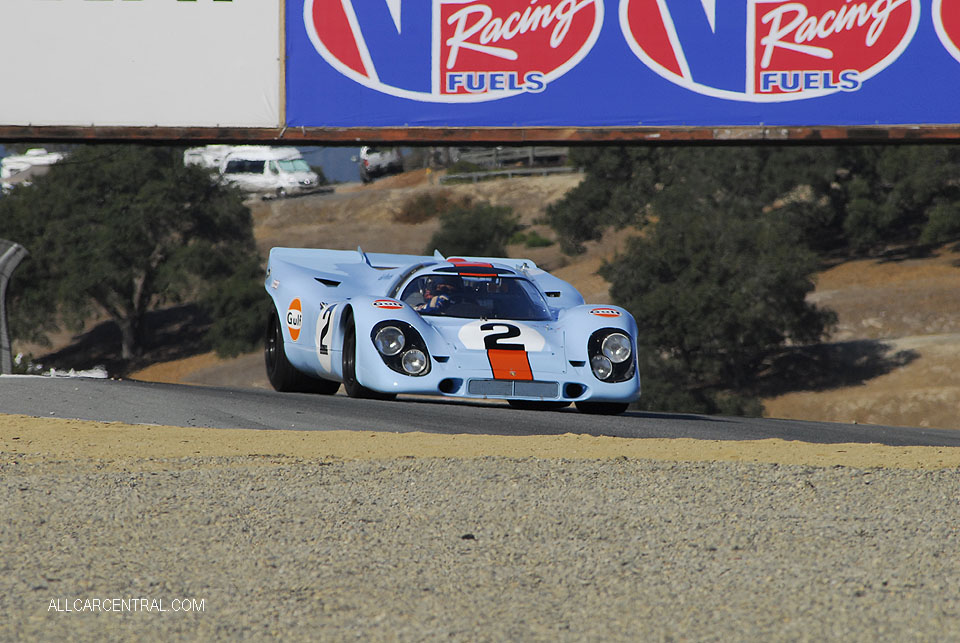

left=422, top=315, right=568, bottom=376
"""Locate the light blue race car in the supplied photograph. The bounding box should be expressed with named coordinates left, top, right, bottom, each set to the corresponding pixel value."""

left=264, top=247, right=641, bottom=414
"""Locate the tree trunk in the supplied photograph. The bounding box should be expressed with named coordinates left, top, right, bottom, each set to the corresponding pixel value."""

left=118, top=315, right=144, bottom=360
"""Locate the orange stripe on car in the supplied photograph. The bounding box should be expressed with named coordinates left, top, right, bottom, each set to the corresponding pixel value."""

left=487, top=349, right=533, bottom=380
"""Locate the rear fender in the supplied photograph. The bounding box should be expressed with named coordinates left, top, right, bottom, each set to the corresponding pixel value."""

left=264, top=262, right=347, bottom=380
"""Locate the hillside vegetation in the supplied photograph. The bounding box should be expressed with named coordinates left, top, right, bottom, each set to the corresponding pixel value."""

left=128, top=168, right=960, bottom=430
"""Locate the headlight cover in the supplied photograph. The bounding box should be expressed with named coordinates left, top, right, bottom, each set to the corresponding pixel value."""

left=374, top=326, right=405, bottom=356
left=401, top=349, right=428, bottom=375
left=588, top=328, right=635, bottom=383
left=370, top=320, right=431, bottom=377
left=590, top=355, right=614, bottom=380
left=601, top=333, right=632, bottom=364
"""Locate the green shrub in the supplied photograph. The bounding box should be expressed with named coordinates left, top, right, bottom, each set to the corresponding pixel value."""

left=395, top=191, right=471, bottom=224
left=426, top=201, right=521, bottom=257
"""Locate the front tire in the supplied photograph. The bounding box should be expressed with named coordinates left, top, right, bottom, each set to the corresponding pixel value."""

left=575, top=401, right=630, bottom=415
left=264, top=311, right=340, bottom=394
left=342, top=316, right=395, bottom=401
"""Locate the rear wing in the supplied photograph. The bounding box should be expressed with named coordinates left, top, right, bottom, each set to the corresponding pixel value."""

left=266, top=247, right=438, bottom=298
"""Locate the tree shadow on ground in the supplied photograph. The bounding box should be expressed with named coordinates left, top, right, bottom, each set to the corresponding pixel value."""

left=755, top=340, right=919, bottom=398
left=33, top=304, right=213, bottom=377
left=874, top=244, right=938, bottom=263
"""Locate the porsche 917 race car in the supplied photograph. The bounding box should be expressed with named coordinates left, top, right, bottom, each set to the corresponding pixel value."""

left=263, top=248, right=640, bottom=414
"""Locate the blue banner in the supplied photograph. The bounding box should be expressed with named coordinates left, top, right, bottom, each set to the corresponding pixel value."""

left=285, top=0, right=960, bottom=128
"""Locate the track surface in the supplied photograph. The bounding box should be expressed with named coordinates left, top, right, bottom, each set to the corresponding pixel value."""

left=2, top=376, right=958, bottom=446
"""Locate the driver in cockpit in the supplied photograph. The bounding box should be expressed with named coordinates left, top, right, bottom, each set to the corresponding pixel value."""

left=414, top=275, right=460, bottom=313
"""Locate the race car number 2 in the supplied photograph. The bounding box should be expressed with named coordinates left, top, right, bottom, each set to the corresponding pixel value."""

left=315, top=303, right=338, bottom=372
left=458, top=320, right=546, bottom=352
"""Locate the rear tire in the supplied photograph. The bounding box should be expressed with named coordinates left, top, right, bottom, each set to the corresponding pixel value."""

left=342, top=316, right=395, bottom=401
left=575, top=401, right=630, bottom=415
left=507, top=400, right=571, bottom=411
left=264, top=311, right=340, bottom=394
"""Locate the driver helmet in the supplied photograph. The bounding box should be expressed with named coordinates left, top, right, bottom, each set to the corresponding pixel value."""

left=422, top=274, right=460, bottom=299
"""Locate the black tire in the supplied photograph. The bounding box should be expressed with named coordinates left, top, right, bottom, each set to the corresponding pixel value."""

left=342, top=316, right=395, bottom=401
left=264, top=311, right=340, bottom=394
left=507, top=400, right=571, bottom=411
left=575, top=401, right=630, bottom=415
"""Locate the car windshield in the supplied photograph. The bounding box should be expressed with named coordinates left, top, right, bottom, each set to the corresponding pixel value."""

left=277, top=159, right=311, bottom=172
left=400, top=274, right=552, bottom=321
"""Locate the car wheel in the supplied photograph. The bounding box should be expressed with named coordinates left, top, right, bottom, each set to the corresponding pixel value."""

left=264, top=311, right=340, bottom=394
left=507, top=400, right=571, bottom=411
left=342, top=316, right=396, bottom=401
left=575, top=401, right=630, bottom=415
left=276, top=187, right=287, bottom=199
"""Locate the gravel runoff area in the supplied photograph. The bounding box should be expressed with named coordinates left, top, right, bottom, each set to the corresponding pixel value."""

left=3, top=452, right=959, bottom=641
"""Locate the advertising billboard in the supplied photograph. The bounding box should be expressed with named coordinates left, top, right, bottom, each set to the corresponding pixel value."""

left=0, top=0, right=280, bottom=128
left=3, top=1, right=960, bottom=141
left=284, top=0, right=960, bottom=131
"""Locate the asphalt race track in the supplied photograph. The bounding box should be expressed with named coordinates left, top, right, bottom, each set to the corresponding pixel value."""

left=2, top=375, right=959, bottom=447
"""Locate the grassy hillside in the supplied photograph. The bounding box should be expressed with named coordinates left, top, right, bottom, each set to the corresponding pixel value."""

left=43, top=168, right=960, bottom=429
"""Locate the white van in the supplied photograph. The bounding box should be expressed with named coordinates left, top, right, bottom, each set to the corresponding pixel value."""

left=1, top=148, right=65, bottom=191
left=183, top=145, right=234, bottom=171
left=218, top=146, right=326, bottom=198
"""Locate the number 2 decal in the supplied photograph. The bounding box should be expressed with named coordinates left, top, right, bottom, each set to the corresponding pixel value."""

left=316, top=303, right=336, bottom=356
left=457, top=320, right=546, bottom=352
left=480, top=323, right=523, bottom=350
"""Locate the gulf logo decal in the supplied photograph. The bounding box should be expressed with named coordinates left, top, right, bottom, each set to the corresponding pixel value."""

left=373, top=299, right=404, bottom=309
left=303, top=0, right=604, bottom=102
left=286, top=298, right=303, bottom=342
left=590, top=307, right=621, bottom=318
left=620, top=0, right=918, bottom=102
left=934, top=0, right=960, bottom=64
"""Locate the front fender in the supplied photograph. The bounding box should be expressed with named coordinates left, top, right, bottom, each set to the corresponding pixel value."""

left=343, top=296, right=448, bottom=392
left=559, top=305, right=639, bottom=363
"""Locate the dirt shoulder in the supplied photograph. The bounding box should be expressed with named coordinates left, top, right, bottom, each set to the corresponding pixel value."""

left=2, top=413, right=958, bottom=471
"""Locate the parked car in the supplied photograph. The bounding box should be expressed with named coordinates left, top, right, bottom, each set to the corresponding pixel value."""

left=263, top=247, right=641, bottom=414
left=355, top=146, right=403, bottom=183
left=218, top=146, right=327, bottom=198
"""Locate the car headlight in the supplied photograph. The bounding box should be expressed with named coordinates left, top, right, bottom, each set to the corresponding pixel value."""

left=374, top=326, right=405, bottom=356
left=601, top=333, right=631, bottom=364
left=370, top=321, right=431, bottom=377
left=588, top=328, right=635, bottom=383
left=590, top=355, right=613, bottom=380
left=401, top=349, right=428, bottom=375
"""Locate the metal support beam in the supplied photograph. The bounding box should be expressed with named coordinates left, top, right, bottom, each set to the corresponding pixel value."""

left=0, top=240, right=28, bottom=375
left=2, top=124, right=960, bottom=145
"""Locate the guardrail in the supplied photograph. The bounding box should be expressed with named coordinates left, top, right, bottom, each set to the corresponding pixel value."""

left=0, top=240, right=28, bottom=374
left=440, top=165, right=582, bottom=184
left=454, top=146, right=569, bottom=168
